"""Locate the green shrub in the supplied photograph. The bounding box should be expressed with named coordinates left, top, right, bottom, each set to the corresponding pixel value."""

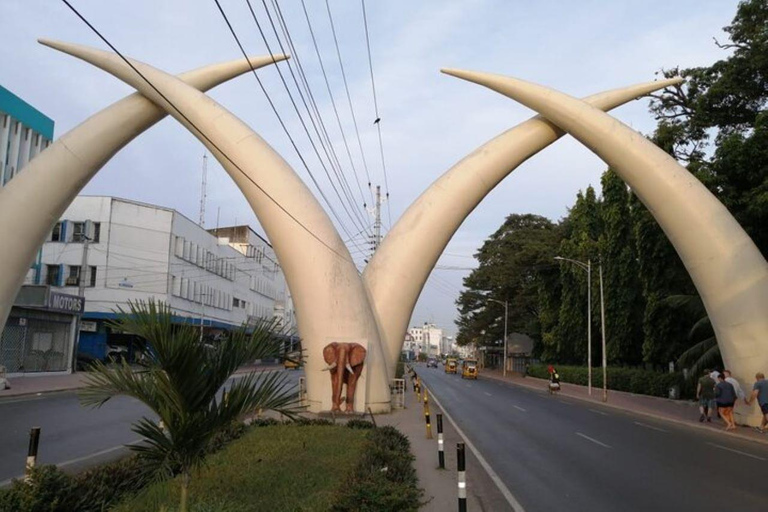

left=346, top=419, right=375, bottom=429
left=332, top=426, right=422, bottom=511
left=0, top=465, right=76, bottom=512
left=527, top=365, right=689, bottom=398
left=248, top=417, right=281, bottom=428
left=395, top=362, right=405, bottom=379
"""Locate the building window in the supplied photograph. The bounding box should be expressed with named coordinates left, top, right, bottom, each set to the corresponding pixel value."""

left=51, top=222, right=62, bottom=242
left=66, top=266, right=80, bottom=286
left=89, top=266, right=97, bottom=287
left=46, top=265, right=60, bottom=286
left=92, top=223, right=101, bottom=243
left=72, top=222, right=85, bottom=242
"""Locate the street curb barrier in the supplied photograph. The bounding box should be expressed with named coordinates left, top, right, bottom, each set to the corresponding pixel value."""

left=424, top=387, right=433, bottom=439
left=457, top=442, right=467, bottom=512
left=25, top=427, right=40, bottom=481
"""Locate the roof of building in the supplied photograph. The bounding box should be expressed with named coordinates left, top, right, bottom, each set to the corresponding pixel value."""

left=0, top=84, right=54, bottom=140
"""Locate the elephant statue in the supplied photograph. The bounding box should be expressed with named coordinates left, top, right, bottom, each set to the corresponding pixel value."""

left=322, top=342, right=366, bottom=413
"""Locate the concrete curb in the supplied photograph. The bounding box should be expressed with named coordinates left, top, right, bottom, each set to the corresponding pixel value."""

left=481, top=372, right=768, bottom=447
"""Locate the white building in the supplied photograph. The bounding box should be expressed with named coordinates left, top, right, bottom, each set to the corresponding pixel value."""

left=0, top=84, right=54, bottom=188
left=33, top=196, right=295, bottom=360
left=407, top=323, right=445, bottom=357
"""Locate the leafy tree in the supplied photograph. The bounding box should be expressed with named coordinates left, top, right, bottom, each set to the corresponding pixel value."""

left=455, top=214, right=561, bottom=349
left=598, top=169, right=644, bottom=364
left=79, top=300, right=297, bottom=512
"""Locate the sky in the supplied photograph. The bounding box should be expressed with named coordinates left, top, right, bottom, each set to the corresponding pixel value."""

left=1, top=0, right=741, bottom=336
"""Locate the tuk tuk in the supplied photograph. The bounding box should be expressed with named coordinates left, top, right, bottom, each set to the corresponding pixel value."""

left=461, top=359, right=478, bottom=379
left=445, top=358, right=458, bottom=374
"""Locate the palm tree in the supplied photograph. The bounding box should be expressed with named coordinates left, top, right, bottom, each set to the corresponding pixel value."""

left=665, top=295, right=722, bottom=378
left=79, top=300, right=298, bottom=512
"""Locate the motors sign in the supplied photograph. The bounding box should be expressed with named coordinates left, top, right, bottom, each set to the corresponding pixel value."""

left=48, top=292, right=85, bottom=314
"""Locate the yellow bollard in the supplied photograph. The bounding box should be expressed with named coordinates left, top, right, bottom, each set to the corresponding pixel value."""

left=423, top=387, right=433, bottom=439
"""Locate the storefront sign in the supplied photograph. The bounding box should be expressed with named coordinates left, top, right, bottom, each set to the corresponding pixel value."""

left=80, top=320, right=97, bottom=332
left=48, top=292, right=85, bottom=314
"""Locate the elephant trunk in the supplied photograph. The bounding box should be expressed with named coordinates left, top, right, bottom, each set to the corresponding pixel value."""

left=334, top=345, right=349, bottom=408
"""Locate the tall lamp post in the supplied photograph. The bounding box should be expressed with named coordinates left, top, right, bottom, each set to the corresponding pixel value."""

left=554, top=256, right=607, bottom=401
left=487, top=298, right=508, bottom=378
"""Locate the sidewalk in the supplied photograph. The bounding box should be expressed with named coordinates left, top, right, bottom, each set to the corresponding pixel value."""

left=482, top=369, right=768, bottom=446
left=0, top=363, right=283, bottom=399
left=378, top=380, right=515, bottom=511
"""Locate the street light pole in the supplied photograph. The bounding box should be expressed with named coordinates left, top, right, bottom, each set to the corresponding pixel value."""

left=554, top=256, right=592, bottom=395
left=487, top=298, right=508, bottom=378
left=599, top=264, right=607, bottom=402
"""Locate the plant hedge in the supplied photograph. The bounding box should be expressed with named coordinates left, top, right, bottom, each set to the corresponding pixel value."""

left=331, top=426, right=423, bottom=512
left=527, top=364, right=692, bottom=398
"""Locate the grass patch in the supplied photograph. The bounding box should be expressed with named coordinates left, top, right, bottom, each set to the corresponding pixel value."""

left=113, top=425, right=368, bottom=512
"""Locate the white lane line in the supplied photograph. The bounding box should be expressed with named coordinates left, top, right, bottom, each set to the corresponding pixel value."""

left=634, top=421, right=668, bottom=433
left=513, top=405, right=527, bottom=412
left=707, top=442, right=767, bottom=461
left=57, top=439, right=143, bottom=468
left=484, top=392, right=493, bottom=397
left=428, top=391, right=527, bottom=512
left=589, top=408, right=609, bottom=416
left=575, top=432, right=612, bottom=448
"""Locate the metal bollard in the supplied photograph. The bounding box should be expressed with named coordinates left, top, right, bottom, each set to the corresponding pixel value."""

left=423, top=388, right=433, bottom=439
left=457, top=442, right=467, bottom=512
left=437, top=413, right=445, bottom=469
left=25, top=427, right=41, bottom=480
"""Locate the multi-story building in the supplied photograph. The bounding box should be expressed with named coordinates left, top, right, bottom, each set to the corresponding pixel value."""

left=407, top=323, right=445, bottom=357
left=34, top=196, right=295, bottom=361
left=0, top=84, right=54, bottom=188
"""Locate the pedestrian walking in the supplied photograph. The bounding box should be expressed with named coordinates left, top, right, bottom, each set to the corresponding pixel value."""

left=723, top=370, right=745, bottom=400
left=697, top=369, right=716, bottom=423
left=715, top=374, right=737, bottom=431
left=745, top=372, right=768, bottom=434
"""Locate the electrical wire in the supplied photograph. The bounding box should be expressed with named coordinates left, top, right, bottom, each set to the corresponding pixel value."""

left=59, top=0, right=357, bottom=271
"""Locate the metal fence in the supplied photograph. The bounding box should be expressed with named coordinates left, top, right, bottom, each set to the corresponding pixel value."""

left=390, top=378, right=405, bottom=409
left=0, top=317, right=71, bottom=372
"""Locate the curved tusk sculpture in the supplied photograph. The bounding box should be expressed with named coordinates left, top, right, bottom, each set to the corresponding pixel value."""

left=364, top=77, right=682, bottom=377
left=43, top=40, right=391, bottom=413
left=443, top=68, right=768, bottom=424
left=0, top=45, right=287, bottom=333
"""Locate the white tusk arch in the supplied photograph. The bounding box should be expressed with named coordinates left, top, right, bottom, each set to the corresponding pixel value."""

left=442, top=68, right=768, bottom=425
left=364, top=77, right=682, bottom=377
left=42, top=40, right=391, bottom=414
left=0, top=45, right=288, bottom=333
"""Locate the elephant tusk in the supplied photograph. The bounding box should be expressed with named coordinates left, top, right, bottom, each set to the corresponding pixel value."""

left=322, top=362, right=338, bottom=371
left=346, top=363, right=354, bottom=374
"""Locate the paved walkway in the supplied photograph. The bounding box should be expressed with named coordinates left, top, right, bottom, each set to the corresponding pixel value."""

left=378, top=378, right=514, bottom=511
left=482, top=369, right=768, bottom=446
left=0, top=363, right=283, bottom=398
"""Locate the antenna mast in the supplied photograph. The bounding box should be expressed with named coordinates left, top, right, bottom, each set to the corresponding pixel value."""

left=199, top=153, right=208, bottom=227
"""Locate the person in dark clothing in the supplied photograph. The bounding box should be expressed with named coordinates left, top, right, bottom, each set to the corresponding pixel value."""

left=697, top=369, right=716, bottom=422
left=715, top=374, right=737, bottom=431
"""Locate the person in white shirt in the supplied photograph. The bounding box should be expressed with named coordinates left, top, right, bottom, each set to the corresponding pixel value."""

left=723, top=369, right=745, bottom=400
left=710, top=369, right=721, bottom=381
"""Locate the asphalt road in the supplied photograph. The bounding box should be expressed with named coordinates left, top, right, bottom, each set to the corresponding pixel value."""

left=0, top=369, right=301, bottom=485
left=417, top=365, right=768, bottom=512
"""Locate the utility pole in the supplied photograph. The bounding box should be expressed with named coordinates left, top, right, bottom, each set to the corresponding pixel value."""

left=554, top=256, right=593, bottom=395
left=599, top=264, right=608, bottom=402
left=199, top=153, right=208, bottom=227
left=73, top=220, right=91, bottom=371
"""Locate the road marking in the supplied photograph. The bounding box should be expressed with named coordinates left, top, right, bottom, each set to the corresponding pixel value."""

left=513, top=405, right=527, bottom=412
left=707, top=442, right=766, bottom=461
left=589, top=408, right=609, bottom=416
left=576, top=432, right=612, bottom=448
left=57, top=439, right=144, bottom=468
left=428, top=391, right=527, bottom=512
left=634, top=421, right=668, bottom=433
left=484, top=392, right=493, bottom=397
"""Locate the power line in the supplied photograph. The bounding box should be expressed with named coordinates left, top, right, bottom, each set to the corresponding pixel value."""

left=299, top=0, right=368, bottom=211
left=360, top=0, right=392, bottom=227
left=59, top=0, right=356, bottom=270
left=324, top=0, right=374, bottom=203
left=246, top=0, right=371, bottom=240
left=213, top=0, right=370, bottom=259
